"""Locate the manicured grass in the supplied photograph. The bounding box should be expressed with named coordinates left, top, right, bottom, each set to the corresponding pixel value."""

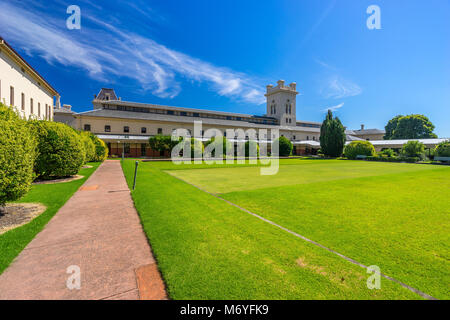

left=0, top=163, right=100, bottom=274
left=169, top=160, right=450, bottom=299
left=121, top=159, right=430, bottom=299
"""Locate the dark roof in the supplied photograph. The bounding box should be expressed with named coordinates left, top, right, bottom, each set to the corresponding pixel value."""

left=0, top=36, right=59, bottom=95
left=346, top=128, right=385, bottom=135
left=95, top=88, right=118, bottom=101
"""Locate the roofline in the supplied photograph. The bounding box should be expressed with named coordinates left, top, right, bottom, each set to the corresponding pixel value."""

left=0, top=36, right=59, bottom=96
left=95, top=99, right=277, bottom=120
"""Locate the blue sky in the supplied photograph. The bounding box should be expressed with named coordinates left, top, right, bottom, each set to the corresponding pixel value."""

left=1, top=0, right=449, bottom=136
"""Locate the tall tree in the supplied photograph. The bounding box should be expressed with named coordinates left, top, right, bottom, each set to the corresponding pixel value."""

left=319, top=110, right=346, bottom=157
left=391, top=115, right=437, bottom=139
left=384, top=115, right=403, bottom=140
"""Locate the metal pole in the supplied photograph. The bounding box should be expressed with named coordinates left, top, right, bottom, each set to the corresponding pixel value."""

left=133, top=161, right=139, bottom=190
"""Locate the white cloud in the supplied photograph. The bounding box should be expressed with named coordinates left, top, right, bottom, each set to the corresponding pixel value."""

left=0, top=1, right=265, bottom=104
left=322, top=102, right=344, bottom=112
left=321, top=75, right=362, bottom=99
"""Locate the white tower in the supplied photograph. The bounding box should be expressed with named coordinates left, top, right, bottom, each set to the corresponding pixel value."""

left=265, top=80, right=298, bottom=127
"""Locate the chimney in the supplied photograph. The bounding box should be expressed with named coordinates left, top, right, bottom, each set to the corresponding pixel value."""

left=94, top=94, right=97, bottom=100
left=55, top=95, right=61, bottom=109
left=361, top=124, right=365, bottom=130
left=289, top=82, right=296, bottom=90
left=63, top=104, right=72, bottom=110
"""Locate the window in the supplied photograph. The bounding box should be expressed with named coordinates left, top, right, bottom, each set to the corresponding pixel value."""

left=30, top=98, right=33, bottom=114
left=286, top=118, right=288, bottom=123
left=293, top=135, right=296, bottom=140
left=124, top=143, right=130, bottom=154
left=157, top=128, right=163, bottom=134
left=123, top=126, right=129, bottom=133
left=181, top=111, right=187, bottom=116
left=313, top=136, right=316, bottom=141
left=141, top=144, right=146, bottom=156
left=38, top=103, right=41, bottom=117
left=21, top=93, right=25, bottom=110
left=167, top=110, right=174, bottom=115
left=10, top=86, right=14, bottom=106
left=193, top=113, right=200, bottom=117
left=84, top=124, right=91, bottom=131
left=105, top=125, right=111, bottom=132
left=141, top=127, right=147, bottom=134
left=45, top=104, right=47, bottom=119
left=306, top=136, right=309, bottom=140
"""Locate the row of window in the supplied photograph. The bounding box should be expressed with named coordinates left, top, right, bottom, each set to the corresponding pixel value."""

left=0, top=82, right=51, bottom=119
left=103, top=104, right=278, bottom=125
left=84, top=124, right=163, bottom=135
left=269, top=100, right=292, bottom=115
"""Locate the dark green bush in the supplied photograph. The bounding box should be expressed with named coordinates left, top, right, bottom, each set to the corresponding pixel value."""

left=245, top=140, right=260, bottom=157
left=29, top=121, right=85, bottom=178
left=273, top=136, right=293, bottom=156
left=435, top=141, right=450, bottom=157
left=0, top=104, right=37, bottom=206
left=344, top=141, right=376, bottom=160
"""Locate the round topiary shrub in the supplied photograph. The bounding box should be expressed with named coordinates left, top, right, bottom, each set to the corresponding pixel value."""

left=435, top=141, right=450, bottom=157
left=245, top=140, right=260, bottom=157
left=29, top=121, right=85, bottom=178
left=273, top=136, right=293, bottom=157
left=0, top=104, right=37, bottom=207
left=344, top=141, right=376, bottom=160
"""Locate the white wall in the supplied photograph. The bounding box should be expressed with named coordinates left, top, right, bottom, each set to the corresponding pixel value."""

left=0, top=49, right=54, bottom=120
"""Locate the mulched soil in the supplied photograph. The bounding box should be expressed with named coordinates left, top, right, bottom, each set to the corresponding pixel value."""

left=33, top=175, right=84, bottom=185
left=0, top=203, right=47, bottom=235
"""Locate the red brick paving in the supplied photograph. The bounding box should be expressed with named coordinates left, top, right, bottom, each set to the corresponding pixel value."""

left=0, top=160, right=167, bottom=300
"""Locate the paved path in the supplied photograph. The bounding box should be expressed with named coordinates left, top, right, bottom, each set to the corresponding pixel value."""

left=0, top=160, right=166, bottom=300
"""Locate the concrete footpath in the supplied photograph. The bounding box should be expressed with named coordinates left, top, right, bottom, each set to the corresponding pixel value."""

left=0, top=160, right=167, bottom=300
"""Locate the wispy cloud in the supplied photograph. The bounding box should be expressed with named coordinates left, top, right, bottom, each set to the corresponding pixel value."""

left=0, top=1, right=265, bottom=103
left=320, top=75, right=362, bottom=99
left=322, top=102, right=344, bottom=112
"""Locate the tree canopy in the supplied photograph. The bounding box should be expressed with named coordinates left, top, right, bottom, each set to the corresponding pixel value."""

left=319, top=110, right=346, bottom=157
left=384, top=114, right=437, bottom=140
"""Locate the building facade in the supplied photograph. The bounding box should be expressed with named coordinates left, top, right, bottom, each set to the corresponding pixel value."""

left=0, top=37, right=59, bottom=120
left=56, top=81, right=329, bottom=157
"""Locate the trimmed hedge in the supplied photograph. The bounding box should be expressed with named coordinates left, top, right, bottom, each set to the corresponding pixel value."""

left=365, top=156, right=420, bottom=163
left=344, top=141, right=376, bottom=160
left=80, top=131, right=96, bottom=163
left=87, top=132, right=108, bottom=162
left=0, top=104, right=37, bottom=206
left=29, top=121, right=85, bottom=178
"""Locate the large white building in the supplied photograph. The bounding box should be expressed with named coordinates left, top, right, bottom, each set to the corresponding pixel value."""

left=0, top=36, right=59, bottom=120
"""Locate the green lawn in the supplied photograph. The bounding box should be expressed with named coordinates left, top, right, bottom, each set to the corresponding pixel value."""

left=122, top=159, right=449, bottom=299
left=0, top=163, right=100, bottom=274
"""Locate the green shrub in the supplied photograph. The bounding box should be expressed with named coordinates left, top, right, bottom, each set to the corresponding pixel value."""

left=435, top=141, right=450, bottom=157
left=245, top=140, right=260, bottom=157
left=0, top=104, right=37, bottom=206
left=87, top=132, right=108, bottom=162
left=29, top=121, right=85, bottom=178
left=344, top=141, right=376, bottom=160
left=379, top=148, right=396, bottom=158
left=273, top=136, right=293, bottom=156
left=79, top=131, right=96, bottom=163
left=204, top=137, right=233, bottom=157
left=402, top=140, right=425, bottom=158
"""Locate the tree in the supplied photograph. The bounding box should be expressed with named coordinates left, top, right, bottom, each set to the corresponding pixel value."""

left=319, top=110, right=346, bottom=157
left=384, top=115, right=402, bottom=140
left=273, top=136, right=293, bottom=157
left=402, top=140, right=425, bottom=158
left=245, top=140, right=260, bottom=157
left=148, top=135, right=180, bottom=156
left=384, top=114, right=437, bottom=140
left=344, top=141, right=376, bottom=159
left=0, top=104, right=37, bottom=208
